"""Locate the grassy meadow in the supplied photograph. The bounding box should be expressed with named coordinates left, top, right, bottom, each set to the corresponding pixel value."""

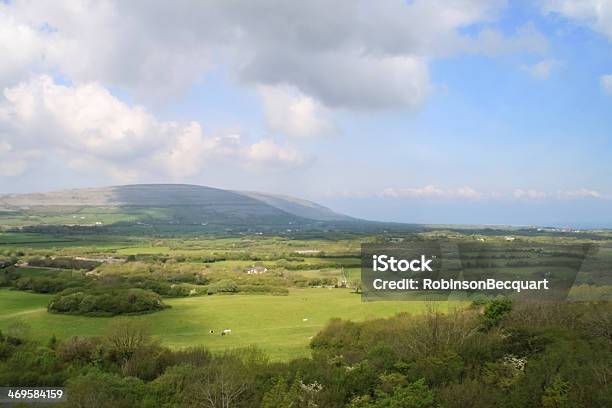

left=0, top=288, right=459, bottom=360
left=1, top=229, right=609, bottom=361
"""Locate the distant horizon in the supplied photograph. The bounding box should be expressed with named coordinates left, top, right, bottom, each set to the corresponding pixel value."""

left=2, top=182, right=611, bottom=230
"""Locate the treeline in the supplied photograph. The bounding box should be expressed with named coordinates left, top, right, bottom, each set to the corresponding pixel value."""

left=0, top=268, right=172, bottom=316
left=0, top=300, right=610, bottom=407
left=97, top=261, right=292, bottom=295
left=1, top=264, right=290, bottom=316
left=291, top=276, right=339, bottom=288
left=0, top=267, right=89, bottom=294
left=0, top=266, right=194, bottom=298
left=28, top=256, right=101, bottom=270
left=3, top=256, right=344, bottom=299
left=276, top=259, right=360, bottom=270
left=124, top=253, right=359, bottom=270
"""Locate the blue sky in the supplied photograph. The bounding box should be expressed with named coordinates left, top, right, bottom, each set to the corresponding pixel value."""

left=0, top=1, right=611, bottom=227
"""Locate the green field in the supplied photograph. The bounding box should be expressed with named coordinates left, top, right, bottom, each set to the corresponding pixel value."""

left=0, top=288, right=460, bottom=360
left=1, top=229, right=609, bottom=364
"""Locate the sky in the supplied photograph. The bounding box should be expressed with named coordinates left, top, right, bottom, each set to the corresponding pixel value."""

left=0, top=0, right=611, bottom=227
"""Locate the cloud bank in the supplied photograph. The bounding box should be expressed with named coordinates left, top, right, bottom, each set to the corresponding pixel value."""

left=0, top=0, right=550, bottom=185
left=376, top=186, right=606, bottom=201
left=0, top=76, right=305, bottom=181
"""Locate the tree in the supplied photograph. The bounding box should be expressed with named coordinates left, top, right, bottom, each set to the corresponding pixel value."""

left=381, top=379, right=435, bottom=408
left=65, top=369, right=145, bottom=408
left=348, top=379, right=434, bottom=408
left=541, top=375, right=569, bottom=408
left=185, top=347, right=267, bottom=408
left=261, top=377, right=298, bottom=408
left=105, top=319, right=152, bottom=362
left=482, top=298, right=512, bottom=328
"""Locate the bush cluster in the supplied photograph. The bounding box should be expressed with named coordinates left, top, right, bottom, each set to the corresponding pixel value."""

left=48, top=288, right=167, bottom=316
left=0, top=301, right=610, bottom=407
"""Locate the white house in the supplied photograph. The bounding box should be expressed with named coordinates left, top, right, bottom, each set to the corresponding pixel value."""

left=246, top=265, right=268, bottom=275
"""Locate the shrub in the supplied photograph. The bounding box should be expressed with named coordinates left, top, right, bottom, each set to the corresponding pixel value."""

left=65, top=369, right=146, bottom=408
left=105, top=320, right=153, bottom=363
left=207, top=279, right=238, bottom=295
left=57, top=336, right=99, bottom=364
left=28, top=257, right=101, bottom=270
left=48, top=288, right=167, bottom=316
left=482, top=298, right=513, bottom=328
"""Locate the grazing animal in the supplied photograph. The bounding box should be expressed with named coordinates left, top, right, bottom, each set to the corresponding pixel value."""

left=221, top=328, right=232, bottom=336
left=209, top=330, right=214, bottom=334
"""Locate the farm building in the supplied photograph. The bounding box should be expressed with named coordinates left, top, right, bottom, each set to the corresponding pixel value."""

left=246, top=265, right=268, bottom=275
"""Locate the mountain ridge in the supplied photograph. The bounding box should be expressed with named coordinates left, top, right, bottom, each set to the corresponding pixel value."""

left=0, top=184, right=352, bottom=225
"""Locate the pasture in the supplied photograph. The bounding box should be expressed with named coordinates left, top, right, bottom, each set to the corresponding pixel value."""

left=0, top=288, right=460, bottom=360
left=1, top=230, right=609, bottom=362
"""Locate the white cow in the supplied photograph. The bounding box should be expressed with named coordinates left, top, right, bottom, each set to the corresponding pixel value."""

left=221, top=329, right=232, bottom=336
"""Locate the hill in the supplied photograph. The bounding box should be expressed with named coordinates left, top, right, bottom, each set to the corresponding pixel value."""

left=0, top=184, right=357, bottom=231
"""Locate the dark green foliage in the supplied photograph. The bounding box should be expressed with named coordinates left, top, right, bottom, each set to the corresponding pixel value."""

left=541, top=374, right=570, bottom=408
left=2, top=266, right=90, bottom=294
left=348, top=379, right=435, bottom=408
left=28, top=256, right=101, bottom=270
left=410, top=351, right=464, bottom=386
left=0, top=302, right=610, bottom=407
left=261, top=376, right=300, bottom=407
left=310, top=302, right=611, bottom=408
left=207, top=278, right=238, bottom=295
left=481, top=298, right=513, bottom=328
left=48, top=288, right=167, bottom=316
left=65, top=369, right=148, bottom=408
left=436, top=379, right=503, bottom=408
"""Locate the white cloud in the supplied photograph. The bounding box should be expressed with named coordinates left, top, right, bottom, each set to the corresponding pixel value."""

left=601, top=74, right=612, bottom=95
left=0, top=76, right=306, bottom=180
left=0, top=141, right=30, bottom=176
left=512, top=188, right=604, bottom=200
left=248, top=51, right=432, bottom=111
left=0, top=0, right=545, bottom=112
left=365, top=186, right=607, bottom=201
left=66, top=157, right=141, bottom=185
left=246, top=139, right=306, bottom=168
left=463, top=24, right=549, bottom=56
left=2, top=75, right=159, bottom=159
left=0, top=1, right=563, bottom=194
left=542, top=0, right=612, bottom=40
left=521, top=59, right=562, bottom=79
left=381, top=185, right=484, bottom=199
left=258, top=85, right=333, bottom=138
left=382, top=185, right=445, bottom=198
left=542, top=2, right=612, bottom=99
left=0, top=9, right=48, bottom=88
left=513, top=189, right=548, bottom=199
left=1, top=0, right=213, bottom=101
left=153, top=122, right=213, bottom=179
left=556, top=188, right=602, bottom=198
